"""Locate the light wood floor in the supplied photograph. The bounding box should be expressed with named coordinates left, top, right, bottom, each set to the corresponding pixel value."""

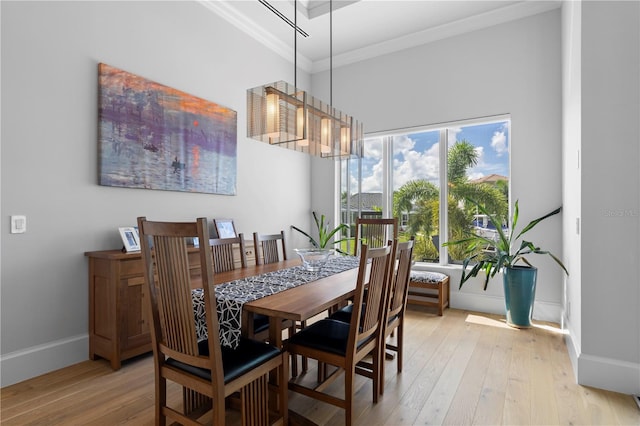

left=2, top=307, right=638, bottom=425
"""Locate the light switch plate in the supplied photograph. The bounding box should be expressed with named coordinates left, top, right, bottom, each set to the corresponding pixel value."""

left=11, top=215, right=27, bottom=233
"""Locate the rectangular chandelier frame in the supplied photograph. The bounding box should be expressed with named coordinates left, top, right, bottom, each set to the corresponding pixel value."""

left=247, top=81, right=362, bottom=159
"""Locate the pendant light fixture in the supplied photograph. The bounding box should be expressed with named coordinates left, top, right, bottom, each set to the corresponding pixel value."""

left=247, top=0, right=362, bottom=159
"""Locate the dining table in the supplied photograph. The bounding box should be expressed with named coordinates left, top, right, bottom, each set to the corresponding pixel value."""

left=191, top=254, right=362, bottom=350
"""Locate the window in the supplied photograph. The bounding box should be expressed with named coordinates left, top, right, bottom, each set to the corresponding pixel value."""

left=341, top=116, right=510, bottom=264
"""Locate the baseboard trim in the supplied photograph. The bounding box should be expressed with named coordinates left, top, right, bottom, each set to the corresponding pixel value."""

left=577, top=351, right=640, bottom=395
left=452, top=291, right=563, bottom=323
left=1, top=334, right=88, bottom=387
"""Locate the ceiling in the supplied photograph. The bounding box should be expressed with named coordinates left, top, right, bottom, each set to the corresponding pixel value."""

left=200, top=0, right=561, bottom=73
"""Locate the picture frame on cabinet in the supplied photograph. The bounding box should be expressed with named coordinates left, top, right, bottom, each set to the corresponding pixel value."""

left=214, top=219, right=236, bottom=239
left=119, top=226, right=141, bottom=252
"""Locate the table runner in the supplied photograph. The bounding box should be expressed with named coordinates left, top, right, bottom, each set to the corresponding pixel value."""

left=192, top=254, right=360, bottom=349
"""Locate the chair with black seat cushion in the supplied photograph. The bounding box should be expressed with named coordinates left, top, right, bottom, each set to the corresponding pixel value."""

left=137, top=216, right=288, bottom=426
left=329, top=239, right=413, bottom=396
left=253, top=231, right=287, bottom=265
left=353, top=217, right=398, bottom=256
left=285, top=243, right=394, bottom=426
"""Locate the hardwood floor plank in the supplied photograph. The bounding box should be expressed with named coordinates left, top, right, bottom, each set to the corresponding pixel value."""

left=607, top=391, right=640, bottom=425
left=471, top=318, right=516, bottom=425
left=544, top=324, right=591, bottom=426
left=442, top=318, right=498, bottom=425
left=502, top=323, right=534, bottom=425
left=398, top=309, right=467, bottom=413
left=414, top=321, right=481, bottom=425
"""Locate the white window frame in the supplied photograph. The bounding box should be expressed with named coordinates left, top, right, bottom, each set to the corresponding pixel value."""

left=340, top=114, right=510, bottom=265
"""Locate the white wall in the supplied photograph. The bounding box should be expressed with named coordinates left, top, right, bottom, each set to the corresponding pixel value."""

left=572, top=0, right=639, bottom=395
left=0, top=0, right=313, bottom=386
left=315, top=9, right=565, bottom=322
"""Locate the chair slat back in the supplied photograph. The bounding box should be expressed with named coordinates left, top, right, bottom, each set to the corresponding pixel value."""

left=388, top=238, right=415, bottom=317
left=253, top=231, right=287, bottom=265
left=353, top=218, right=398, bottom=256
left=138, top=217, right=222, bottom=374
left=350, top=243, right=394, bottom=346
left=210, top=233, right=247, bottom=273
left=153, top=234, right=200, bottom=355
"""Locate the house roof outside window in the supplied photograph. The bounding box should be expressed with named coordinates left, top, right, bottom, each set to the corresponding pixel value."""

left=342, top=193, right=383, bottom=215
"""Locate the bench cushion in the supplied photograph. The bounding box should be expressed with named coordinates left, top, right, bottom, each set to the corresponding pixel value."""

left=410, top=271, right=448, bottom=284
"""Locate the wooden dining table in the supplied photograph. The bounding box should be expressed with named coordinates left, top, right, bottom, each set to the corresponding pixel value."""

left=210, top=258, right=361, bottom=348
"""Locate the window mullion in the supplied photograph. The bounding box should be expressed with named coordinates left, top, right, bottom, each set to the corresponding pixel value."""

left=439, top=129, right=449, bottom=265
left=383, top=136, right=393, bottom=217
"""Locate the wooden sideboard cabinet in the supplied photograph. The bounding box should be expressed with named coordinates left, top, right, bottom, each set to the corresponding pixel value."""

left=86, top=242, right=256, bottom=370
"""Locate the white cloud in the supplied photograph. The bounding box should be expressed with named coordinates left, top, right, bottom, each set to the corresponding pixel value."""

left=448, top=127, right=462, bottom=145
left=392, top=135, right=439, bottom=190
left=491, top=130, right=508, bottom=156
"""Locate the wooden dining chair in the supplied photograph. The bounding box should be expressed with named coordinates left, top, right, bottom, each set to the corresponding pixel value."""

left=209, top=233, right=247, bottom=273
left=252, top=229, right=311, bottom=375
left=253, top=231, right=287, bottom=265
left=137, top=216, right=288, bottom=426
left=285, top=243, right=394, bottom=426
left=353, top=217, right=398, bottom=256
left=379, top=237, right=415, bottom=395
left=210, top=233, right=277, bottom=346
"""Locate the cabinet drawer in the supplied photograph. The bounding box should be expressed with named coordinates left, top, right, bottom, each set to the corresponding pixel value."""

left=120, top=257, right=144, bottom=277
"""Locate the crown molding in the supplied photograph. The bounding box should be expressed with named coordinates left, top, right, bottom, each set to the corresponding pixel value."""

left=198, top=0, right=313, bottom=73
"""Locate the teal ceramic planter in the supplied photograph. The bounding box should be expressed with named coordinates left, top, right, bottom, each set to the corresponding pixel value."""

left=503, top=266, right=537, bottom=328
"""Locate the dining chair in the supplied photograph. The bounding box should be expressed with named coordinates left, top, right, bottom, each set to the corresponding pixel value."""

left=352, top=217, right=398, bottom=256
left=137, top=216, right=288, bottom=426
left=209, top=233, right=276, bottom=345
left=253, top=230, right=287, bottom=265
left=379, top=237, right=414, bottom=395
left=209, top=233, right=247, bottom=273
left=285, top=243, right=394, bottom=426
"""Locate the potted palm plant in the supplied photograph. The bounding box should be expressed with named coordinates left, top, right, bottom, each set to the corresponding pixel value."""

left=444, top=199, right=568, bottom=328
left=291, top=212, right=349, bottom=271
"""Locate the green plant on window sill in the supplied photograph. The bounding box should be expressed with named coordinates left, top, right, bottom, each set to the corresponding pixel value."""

left=291, top=211, right=349, bottom=254
left=443, top=198, right=569, bottom=290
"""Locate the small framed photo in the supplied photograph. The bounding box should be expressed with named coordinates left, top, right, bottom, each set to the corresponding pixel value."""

left=214, top=219, right=236, bottom=239
left=119, top=227, right=141, bottom=252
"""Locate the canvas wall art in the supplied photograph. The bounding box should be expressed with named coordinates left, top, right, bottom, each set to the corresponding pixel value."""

left=98, top=63, right=237, bottom=195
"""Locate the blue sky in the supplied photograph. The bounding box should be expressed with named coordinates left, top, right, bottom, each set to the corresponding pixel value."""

left=356, top=120, right=510, bottom=193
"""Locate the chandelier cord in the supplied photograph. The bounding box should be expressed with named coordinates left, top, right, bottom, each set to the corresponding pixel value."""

left=330, top=0, right=333, bottom=106
left=294, top=0, right=297, bottom=88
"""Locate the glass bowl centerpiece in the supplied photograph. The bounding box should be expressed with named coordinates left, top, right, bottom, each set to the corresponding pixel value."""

left=294, top=248, right=333, bottom=272
left=292, top=212, right=349, bottom=272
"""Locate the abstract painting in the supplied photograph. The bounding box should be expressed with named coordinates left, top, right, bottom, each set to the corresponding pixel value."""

left=98, top=63, right=237, bottom=195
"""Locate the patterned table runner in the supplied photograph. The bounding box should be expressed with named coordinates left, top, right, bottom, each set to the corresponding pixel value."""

left=192, top=254, right=360, bottom=349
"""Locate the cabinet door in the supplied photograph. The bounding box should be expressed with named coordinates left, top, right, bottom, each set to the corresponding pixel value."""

left=121, top=276, right=151, bottom=352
